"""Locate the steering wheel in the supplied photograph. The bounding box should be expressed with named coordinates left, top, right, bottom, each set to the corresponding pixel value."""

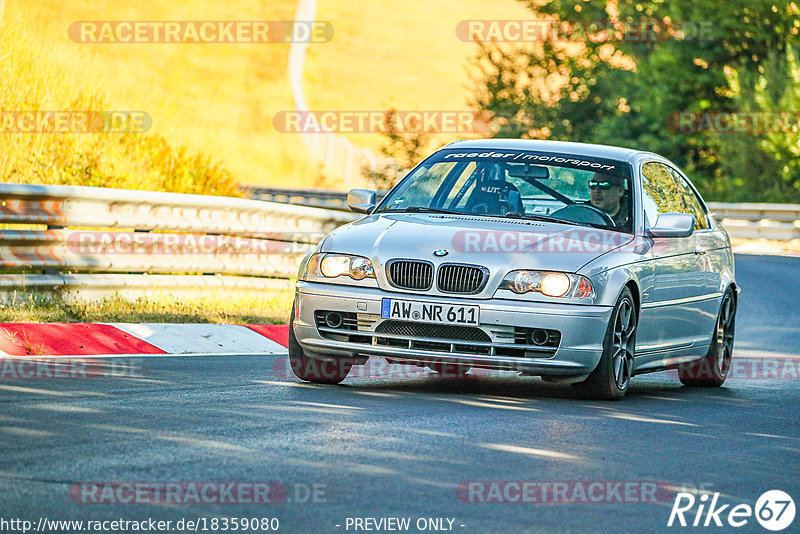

left=471, top=203, right=488, bottom=214
left=551, top=203, right=615, bottom=227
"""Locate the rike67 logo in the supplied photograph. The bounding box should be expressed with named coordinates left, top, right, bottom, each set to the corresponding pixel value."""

left=668, top=490, right=795, bottom=531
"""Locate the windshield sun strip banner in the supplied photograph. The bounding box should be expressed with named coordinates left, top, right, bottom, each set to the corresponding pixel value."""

left=434, top=149, right=628, bottom=174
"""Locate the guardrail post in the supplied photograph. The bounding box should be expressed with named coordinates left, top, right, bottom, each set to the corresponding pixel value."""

left=42, top=224, right=65, bottom=275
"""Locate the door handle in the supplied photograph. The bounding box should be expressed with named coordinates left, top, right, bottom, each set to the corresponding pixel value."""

left=694, top=246, right=707, bottom=255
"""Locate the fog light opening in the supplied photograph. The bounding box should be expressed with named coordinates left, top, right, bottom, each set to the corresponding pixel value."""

left=531, top=329, right=549, bottom=345
left=325, top=312, right=343, bottom=329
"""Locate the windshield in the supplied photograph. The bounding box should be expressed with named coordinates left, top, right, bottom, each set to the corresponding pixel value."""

left=376, top=149, right=634, bottom=233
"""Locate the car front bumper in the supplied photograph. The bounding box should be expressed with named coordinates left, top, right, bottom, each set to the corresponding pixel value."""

left=293, top=281, right=614, bottom=376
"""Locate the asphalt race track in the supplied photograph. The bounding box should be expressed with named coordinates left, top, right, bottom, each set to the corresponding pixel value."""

left=1, top=254, right=799, bottom=534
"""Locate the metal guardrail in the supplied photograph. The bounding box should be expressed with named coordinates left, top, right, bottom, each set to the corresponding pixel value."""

left=241, top=185, right=352, bottom=210
left=242, top=187, right=800, bottom=241
left=0, top=184, right=796, bottom=299
left=0, top=183, right=358, bottom=296
left=241, top=185, right=387, bottom=211
left=706, top=202, right=800, bottom=241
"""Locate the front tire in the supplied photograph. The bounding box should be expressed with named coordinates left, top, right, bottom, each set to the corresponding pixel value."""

left=678, top=288, right=736, bottom=387
left=289, top=301, right=352, bottom=384
left=573, top=287, right=637, bottom=400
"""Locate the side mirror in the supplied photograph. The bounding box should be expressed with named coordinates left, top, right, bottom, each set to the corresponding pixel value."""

left=347, top=188, right=376, bottom=213
left=648, top=213, right=695, bottom=238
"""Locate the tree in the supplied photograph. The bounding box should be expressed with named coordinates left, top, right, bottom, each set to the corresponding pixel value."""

left=362, top=110, right=434, bottom=190
left=473, top=0, right=800, bottom=201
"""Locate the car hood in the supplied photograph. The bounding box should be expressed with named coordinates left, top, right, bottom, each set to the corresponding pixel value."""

left=320, top=213, right=634, bottom=293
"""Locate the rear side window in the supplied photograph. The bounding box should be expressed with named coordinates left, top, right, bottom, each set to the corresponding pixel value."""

left=669, top=168, right=709, bottom=230
left=641, top=162, right=683, bottom=227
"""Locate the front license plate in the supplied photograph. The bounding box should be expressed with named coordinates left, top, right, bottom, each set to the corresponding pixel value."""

left=381, top=298, right=479, bottom=326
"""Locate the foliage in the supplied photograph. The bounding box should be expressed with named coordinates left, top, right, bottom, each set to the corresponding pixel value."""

left=473, top=0, right=800, bottom=202
left=362, top=111, right=436, bottom=190
left=716, top=45, right=800, bottom=200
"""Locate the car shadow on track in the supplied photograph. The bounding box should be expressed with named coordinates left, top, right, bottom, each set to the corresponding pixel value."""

left=326, top=371, right=747, bottom=404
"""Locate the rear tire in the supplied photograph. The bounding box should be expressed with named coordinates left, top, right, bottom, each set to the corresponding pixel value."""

left=573, top=287, right=637, bottom=400
left=678, top=288, right=736, bottom=387
left=289, top=301, right=352, bottom=384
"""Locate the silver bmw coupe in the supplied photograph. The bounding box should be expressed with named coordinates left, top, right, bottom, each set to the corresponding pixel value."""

left=289, top=140, right=737, bottom=399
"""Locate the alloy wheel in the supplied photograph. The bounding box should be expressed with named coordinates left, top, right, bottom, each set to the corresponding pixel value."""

left=612, top=298, right=635, bottom=389
left=715, top=293, right=735, bottom=376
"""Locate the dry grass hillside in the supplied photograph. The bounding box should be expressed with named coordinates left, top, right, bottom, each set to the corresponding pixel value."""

left=3, top=0, right=531, bottom=190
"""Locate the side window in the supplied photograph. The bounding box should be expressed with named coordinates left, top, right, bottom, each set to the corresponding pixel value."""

left=669, top=168, right=709, bottom=230
left=641, top=162, right=683, bottom=227
left=386, top=162, right=456, bottom=209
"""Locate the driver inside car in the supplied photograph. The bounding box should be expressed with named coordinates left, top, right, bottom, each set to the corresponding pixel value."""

left=588, top=172, right=630, bottom=229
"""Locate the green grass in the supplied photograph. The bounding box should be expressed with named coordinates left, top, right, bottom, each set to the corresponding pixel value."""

left=0, top=290, right=294, bottom=324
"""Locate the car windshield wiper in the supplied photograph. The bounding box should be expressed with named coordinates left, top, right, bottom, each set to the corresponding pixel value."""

left=386, top=206, right=468, bottom=215
left=491, top=212, right=582, bottom=226
left=384, top=207, right=613, bottom=230
left=504, top=212, right=615, bottom=230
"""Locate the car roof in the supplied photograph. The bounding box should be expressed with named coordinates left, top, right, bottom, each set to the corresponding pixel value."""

left=443, top=139, right=654, bottom=162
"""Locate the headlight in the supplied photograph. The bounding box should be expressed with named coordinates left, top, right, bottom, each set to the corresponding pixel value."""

left=539, top=272, right=571, bottom=297
left=500, top=270, right=594, bottom=299
left=349, top=256, right=374, bottom=280
left=304, top=253, right=375, bottom=280
left=321, top=255, right=351, bottom=278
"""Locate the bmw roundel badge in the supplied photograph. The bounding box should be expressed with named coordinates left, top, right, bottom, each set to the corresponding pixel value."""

left=433, top=249, right=449, bottom=257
